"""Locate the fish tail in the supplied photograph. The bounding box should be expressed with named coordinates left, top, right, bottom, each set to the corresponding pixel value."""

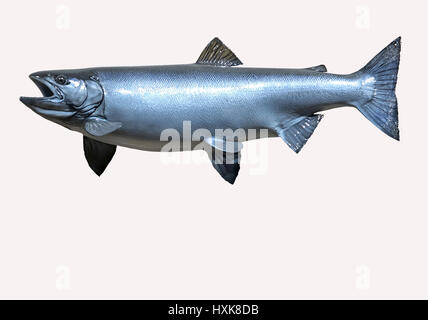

left=355, top=37, right=401, bottom=140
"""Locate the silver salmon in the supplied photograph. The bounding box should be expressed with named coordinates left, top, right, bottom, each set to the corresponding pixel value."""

left=20, top=37, right=401, bottom=184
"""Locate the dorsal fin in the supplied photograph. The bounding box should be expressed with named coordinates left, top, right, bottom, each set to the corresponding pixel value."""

left=196, top=38, right=242, bottom=67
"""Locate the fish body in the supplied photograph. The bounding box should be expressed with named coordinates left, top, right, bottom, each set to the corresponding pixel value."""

left=92, top=65, right=363, bottom=150
left=20, top=37, right=401, bottom=184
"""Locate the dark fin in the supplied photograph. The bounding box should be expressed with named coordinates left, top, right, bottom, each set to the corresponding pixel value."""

left=83, top=117, right=122, bottom=137
left=306, top=64, right=327, bottom=72
left=276, top=114, right=323, bottom=153
left=83, top=136, right=117, bottom=176
left=196, top=37, right=243, bottom=67
left=204, top=137, right=242, bottom=184
left=356, top=37, right=401, bottom=140
left=209, top=150, right=240, bottom=184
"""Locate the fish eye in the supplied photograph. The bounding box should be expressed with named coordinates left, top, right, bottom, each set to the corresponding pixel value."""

left=55, top=75, right=68, bottom=85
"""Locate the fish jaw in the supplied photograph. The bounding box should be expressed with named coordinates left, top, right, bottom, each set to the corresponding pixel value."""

left=20, top=74, right=76, bottom=119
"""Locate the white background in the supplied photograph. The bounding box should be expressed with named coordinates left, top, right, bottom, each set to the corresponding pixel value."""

left=0, top=0, right=426, bottom=299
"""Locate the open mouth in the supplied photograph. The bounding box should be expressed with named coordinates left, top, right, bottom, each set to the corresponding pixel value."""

left=22, top=75, right=64, bottom=104
left=20, top=75, right=75, bottom=118
left=33, top=76, right=58, bottom=99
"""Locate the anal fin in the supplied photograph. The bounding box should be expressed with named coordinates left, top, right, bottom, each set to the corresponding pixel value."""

left=276, top=114, right=323, bottom=153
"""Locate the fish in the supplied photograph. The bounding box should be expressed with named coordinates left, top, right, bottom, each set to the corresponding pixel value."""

left=20, top=37, right=401, bottom=184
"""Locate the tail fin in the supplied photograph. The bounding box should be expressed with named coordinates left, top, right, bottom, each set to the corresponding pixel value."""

left=356, top=37, right=401, bottom=140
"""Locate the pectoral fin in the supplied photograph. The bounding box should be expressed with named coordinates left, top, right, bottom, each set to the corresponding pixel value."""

left=83, top=117, right=122, bottom=137
left=83, top=136, right=117, bottom=176
left=204, top=137, right=242, bottom=184
left=275, top=114, right=323, bottom=153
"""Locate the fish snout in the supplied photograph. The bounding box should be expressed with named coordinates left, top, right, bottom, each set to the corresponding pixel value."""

left=20, top=72, right=76, bottom=119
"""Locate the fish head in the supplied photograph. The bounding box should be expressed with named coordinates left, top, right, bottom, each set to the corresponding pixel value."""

left=20, top=70, right=104, bottom=127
